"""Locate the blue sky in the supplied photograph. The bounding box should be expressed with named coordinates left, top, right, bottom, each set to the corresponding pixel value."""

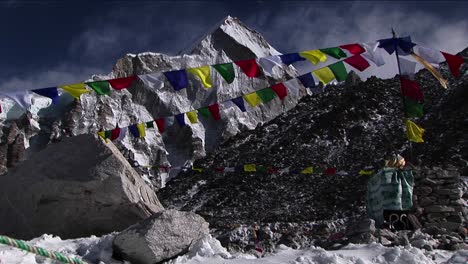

left=1, top=0, right=467, bottom=91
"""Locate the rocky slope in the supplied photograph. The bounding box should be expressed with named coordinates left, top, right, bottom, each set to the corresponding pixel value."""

left=0, top=16, right=303, bottom=190
left=159, top=49, right=467, bottom=232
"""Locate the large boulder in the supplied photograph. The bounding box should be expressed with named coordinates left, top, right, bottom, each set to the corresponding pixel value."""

left=113, top=209, right=209, bottom=264
left=0, top=134, right=164, bottom=239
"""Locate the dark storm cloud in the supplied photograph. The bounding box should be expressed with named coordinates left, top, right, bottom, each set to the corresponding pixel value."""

left=0, top=1, right=466, bottom=91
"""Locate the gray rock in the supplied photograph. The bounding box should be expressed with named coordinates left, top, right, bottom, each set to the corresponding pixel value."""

left=0, top=134, right=163, bottom=239
left=112, top=209, right=209, bottom=264
left=345, top=218, right=375, bottom=236
left=425, top=205, right=456, bottom=213
left=416, top=186, right=433, bottom=196
left=419, top=196, right=436, bottom=207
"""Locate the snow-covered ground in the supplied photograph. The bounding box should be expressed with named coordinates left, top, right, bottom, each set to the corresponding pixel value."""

left=0, top=234, right=466, bottom=264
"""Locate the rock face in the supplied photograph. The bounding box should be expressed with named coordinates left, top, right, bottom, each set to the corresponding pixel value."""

left=0, top=134, right=164, bottom=239
left=113, top=209, right=209, bottom=264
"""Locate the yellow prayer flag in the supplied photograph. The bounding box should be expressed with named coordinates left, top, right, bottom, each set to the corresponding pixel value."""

left=411, top=53, right=448, bottom=89
left=136, top=123, right=146, bottom=138
left=301, top=166, right=314, bottom=174
left=97, top=131, right=108, bottom=142
left=313, top=67, right=336, bottom=84
left=359, top=170, right=374, bottom=175
left=244, top=92, right=262, bottom=107
left=192, top=166, right=203, bottom=173
left=187, top=66, right=212, bottom=88
left=186, top=111, right=198, bottom=124
left=405, top=119, right=425, bottom=143
left=59, top=83, right=91, bottom=99
left=244, top=164, right=256, bottom=172
left=299, top=50, right=328, bottom=65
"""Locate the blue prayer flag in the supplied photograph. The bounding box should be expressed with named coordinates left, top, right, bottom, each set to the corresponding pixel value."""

left=231, top=96, right=246, bottom=112
left=175, top=113, right=186, bottom=127
left=163, top=70, right=189, bottom=91
left=279, top=53, right=306, bottom=65
left=32, top=87, right=59, bottom=104
left=298, top=73, right=316, bottom=89
left=378, top=36, right=416, bottom=55
left=128, top=124, right=140, bottom=138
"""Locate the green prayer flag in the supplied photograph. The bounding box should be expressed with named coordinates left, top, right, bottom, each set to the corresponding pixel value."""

left=197, top=107, right=211, bottom=118
left=320, top=47, right=347, bottom=59
left=146, top=121, right=154, bottom=128
left=404, top=97, right=424, bottom=118
left=256, top=87, right=276, bottom=103
left=257, top=165, right=267, bottom=173
left=329, top=61, right=348, bottom=81
left=87, top=81, right=110, bottom=95
left=104, top=130, right=112, bottom=139
left=213, top=63, right=235, bottom=84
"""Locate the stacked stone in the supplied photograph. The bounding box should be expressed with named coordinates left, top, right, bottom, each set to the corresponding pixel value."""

left=413, top=166, right=466, bottom=233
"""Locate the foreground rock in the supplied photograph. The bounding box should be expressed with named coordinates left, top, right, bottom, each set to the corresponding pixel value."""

left=113, top=209, right=209, bottom=264
left=0, top=134, right=163, bottom=239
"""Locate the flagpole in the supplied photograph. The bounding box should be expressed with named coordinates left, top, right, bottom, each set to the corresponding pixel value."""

left=392, top=28, right=413, bottom=162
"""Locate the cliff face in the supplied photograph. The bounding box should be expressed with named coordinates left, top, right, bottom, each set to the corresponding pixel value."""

left=0, top=16, right=305, bottom=189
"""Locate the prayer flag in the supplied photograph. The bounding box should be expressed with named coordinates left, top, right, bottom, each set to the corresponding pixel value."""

left=192, top=166, right=203, bottom=173
left=136, top=124, right=146, bottom=137
left=324, top=168, right=337, bottom=175
left=344, top=54, right=370, bottom=71
left=400, top=77, right=424, bottom=102
left=359, top=170, right=374, bottom=175
left=378, top=36, right=416, bottom=55
left=197, top=107, right=211, bottom=118
left=32, top=87, right=59, bottom=104
left=244, top=164, right=256, bottom=172
left=214, top=168, right=225, bottom=172
left=320, top=47, right=347, bottom=59
left=212, top=63, right=235, bottom=83
left=86, top=81, right=110, bottom=95
left=129, top=124, right=140, bottom=138
left=117, top=127, right=127, bottom=141
left=399, top=57, right=416, bottom=78
left=224, top=167, right=235, bottom=172
left=340, top=43, right=365, bottom=55
left=232, top=96, right=247, bottom=112
left=299, top=50, right=328, bottom=65
left=108, top=76, right=137, bottom=90
left=298, top=73, right=316, bottom=88
left=301, top=167, right=314, bottom=174
left=59, top=83, right=91, bottom=99
left=187, top=66, right=212, bottom=88
left=256, top=87, right=276, bottom=103
left=404, top=97, right=424, bottom=118
left=362, top=42, right=386, bottom=67
left=164, top=70, right=189, bottom=91
left=186, top=110, right=198, bottom=124
left=405, top=119, right=425, bottom=143
left=411, top=53, right=448, bottom=89
left=235, top=59, right=261, bottom=77
left=279, top=53, right=306, bottom=65
left=258, top=55, right=282, bottom=75
left=139, top=73, right=164, bottom=90
left=1, top=90, right=32, bottom=110
left=110, top=127, right=121, bottom=141
left=175, top=113, right=186, bottom=127
left=97, top=131, right=107, bottom=141
left=329, top=61, right=348, bottom=81
left=283, top=79, right=302, bottom=98
left=271, top=83, right=288, bottom=100
left=155, top=118, right=165, bottom=133
left=104, top=130, right=112, bottom=139
left=208, top=103, right=221, bottom=120
left=244, top=92, right=262, bottom=107
left=146, top=121, right=154, bottom=128
left=416, top=46, right=445, bottom=64
left=441, top=52, right=464, bottom=78
left=313, top=67, right=335, bottom=84
left=257, top=166, right=267, bottom=173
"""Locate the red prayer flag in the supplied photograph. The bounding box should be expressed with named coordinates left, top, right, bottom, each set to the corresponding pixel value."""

left=271, top=83, right=288, bottom=100
left=344, top=54, right=370, bottom=71
left=441, top=52, right=464, bottom=78
left=110, top=127, right=121, bottom=141
left=267, top=167, right=279, bottom=174
left=208, top=103, right=221, bottom=120
left=234, top=59, right=261, bottom=77
left=155, top=118, right=165, bottom=133
left=324, top=168, right=337, bottom=175
left=214, top=168, right=225, bottom=172
left=400, top=77, right=424, bottom=102
left=339, top=44, right=365, bottom=55
left=108, top=76, right=137, bottom=90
